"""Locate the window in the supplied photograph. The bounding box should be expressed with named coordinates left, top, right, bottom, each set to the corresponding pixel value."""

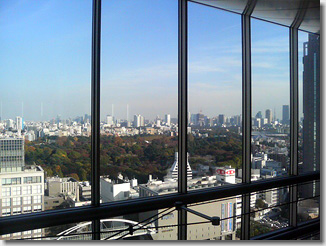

left=2, top=208, right=11, bottom=217
left=33, top=205, right=42, bottom=212
left=33, top=195, right=42, bottom=204
left=23, top=196, right=32, bottom=205
left=2, top=178, right=21, bottom=185
left=100, top=0, right=178, bottom=203
left=251, top=19, right=290, bottom=180
left=13, top=232, right=22, bottom=237
left=13, top=197, right=21, bottom=206
left=23, top=231, right=32, bottom=235
left=23, top=206, right=32, bottom=213
left=32, top=185, right=42, bottom=194
left=2, top=198, right=11, bottom=207
left=24, top=177, right=41, bottom=184
left=12, top=186, right=21, bottom=196
left=22, top=186, right=32, bottom=195
left=12, top=207, right=21, bottom=215
left=2, top=187, right=11, bottom=197
left=188, top=1, right=242, bottom=188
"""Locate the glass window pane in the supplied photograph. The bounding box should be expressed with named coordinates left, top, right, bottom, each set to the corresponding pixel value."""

left=187, top=196, right=241, bottom=240
left=9, top=221, right=93, bottom=240
left=188, top=2, right=242, bottom=188
left=250, top=186, right=290, bottom=238
left=297, top=180, right=320, bottom=224
left=100, top=210, right=177, bottom=240
left=100, top=0, right=178, bottom=204
left=251, top=19, right=290, bottom=181
left=0, top=1, right=92, bottom=239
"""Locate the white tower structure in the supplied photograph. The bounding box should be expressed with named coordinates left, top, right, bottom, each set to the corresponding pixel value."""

left=167, top=152, right=192, bottom=180
left=16, top=116, right=23, bottom=132
left=165, top=114, right=171, bottom=126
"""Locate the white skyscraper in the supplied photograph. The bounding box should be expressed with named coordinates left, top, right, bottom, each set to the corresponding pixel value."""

left=165, top=114, right=171, bottom=126
left=140, top=115, right=144, bottom=127
left=16, top=117, right=23, bottom=132
left=133, top=115, right=140, bottom=127
left=106, top=115, right=114, bottom=127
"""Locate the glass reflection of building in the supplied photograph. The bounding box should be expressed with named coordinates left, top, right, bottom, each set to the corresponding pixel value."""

left=301, top=34, right=320, bottom=198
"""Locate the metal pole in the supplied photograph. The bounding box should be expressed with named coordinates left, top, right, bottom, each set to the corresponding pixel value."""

left=91, top=0, right=101, bottom=240
left=178, top=0, right=188, bottom=240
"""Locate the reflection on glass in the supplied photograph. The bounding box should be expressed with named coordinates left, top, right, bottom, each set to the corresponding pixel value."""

left=298, top=32, right=320, bottom=203
left=297, top=181, right=320, bottom=224
left=298, top=32, right=321, bottom=170
left=187, top=2, right=242, bottom=189
left=187, top=197, right=241, bottom=240
left=100, top=0, right=178, bottom=203
left=97, top=209, right=177, bottom=240
left=250, top=186, right=290, bottom=238
left=0, top=0, right=92, bottom=240
left=251, top=19, right=290, bottom=181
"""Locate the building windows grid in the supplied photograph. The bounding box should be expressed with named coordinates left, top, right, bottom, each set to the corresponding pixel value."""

left=0, top=0, right=320, bottom=241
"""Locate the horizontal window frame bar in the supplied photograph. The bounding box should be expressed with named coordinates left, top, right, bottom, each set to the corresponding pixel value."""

left=0, top=171, right=319, bottom=235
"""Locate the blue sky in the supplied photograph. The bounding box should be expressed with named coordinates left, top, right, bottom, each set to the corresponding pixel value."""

left=0, top=0, right=308, bottom=121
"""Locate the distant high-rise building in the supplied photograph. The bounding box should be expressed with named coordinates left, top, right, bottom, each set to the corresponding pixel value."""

left=133, top=115, right=144, bottom=127
left=16, top=116, right=23, bottom=132
left=218, top=114, right=226, bottom=125
left=254, top=118, right=261, bottom=128
left=265, top=109, right=272, bottom=124
left=140, top=115, right=144, bottom=127
left=190, top=114, right=197, bottom=125
left=197, top=113, right=205, bottom=126
left=55, top=115, right=61, bottom=125
left=165, top=114, right=171, bottom=126
left=6, top=119, right=14, bottom=129
left=301, top=34, right=320, bottom=198
left=133, top=115, right=140, bottom=127
left=188, top=112, right=191, bottom=126
left=282, top=105, right=290, bottom=125
left=106, top=115, right=114, bottom=127
left=255, top=111, right=262, bottom=119
left=233, top=115, right=241, bottom=126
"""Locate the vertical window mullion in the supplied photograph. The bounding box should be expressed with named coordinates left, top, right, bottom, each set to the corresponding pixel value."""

left=289, top=27, right=299, bottom=227
left=91, top=0, right=101, bottom=240
left=241, top=0, right=256, bottom=240
left=178, top=0, right=188, bottom=240
left=289, top=0, right=307, bottom=227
